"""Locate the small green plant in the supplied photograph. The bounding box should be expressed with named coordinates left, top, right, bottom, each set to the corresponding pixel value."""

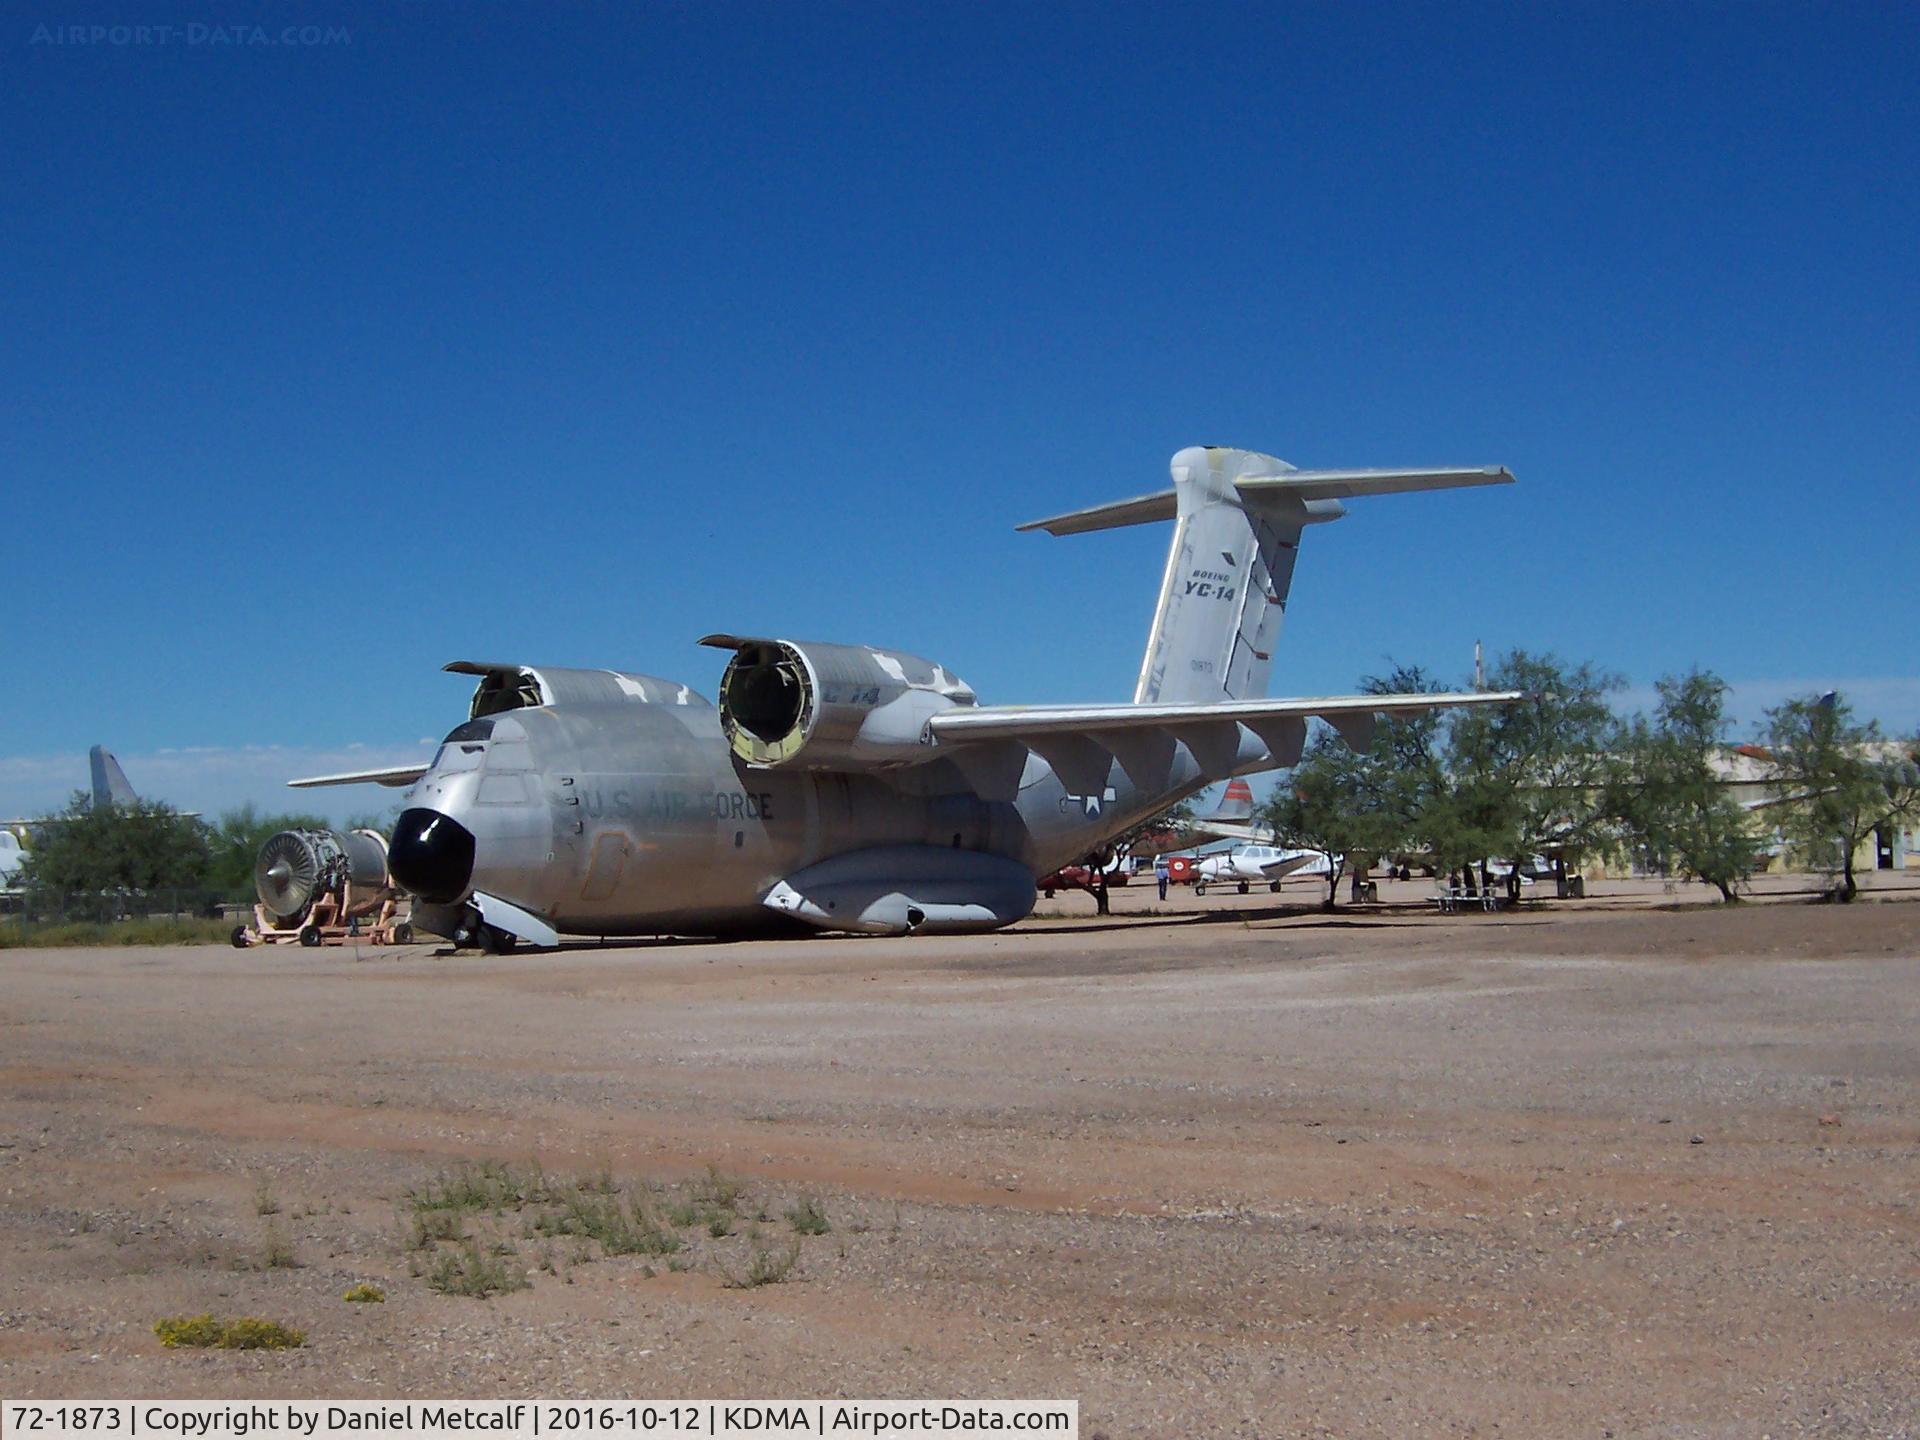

left=342, top=1283, right=386, bottom=1303
left=425, top=1241, right=530, bottom=1298
left=220, top=1317, right=307, bottom=1350
left=722, top=1236, right=802, bottom=1289
left=153, top=1313, right=224, bottom=1348
left=252, top=1176, right=281, bottom=1216
left=785, top=1196, right=831, bottom=1235
left=408, top=1160, right=543, bottom=1216
left=154, top=1314, right=304, bottom=1349
left=533, top=1189, right=679, bottom=1256
left=259, top=1220, right=298, bottom=1269
left=707, top=1215, right=733, bottom=1238
left=696, top=1166, right=745, bottom=1210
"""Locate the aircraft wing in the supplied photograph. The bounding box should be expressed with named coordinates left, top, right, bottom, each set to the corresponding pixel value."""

left=287, top=764, right=431, bottom=790
left=931, top=691, right=1517, bottom=740
left=925, top=690, right=1521, bottom=798
left=1258, top=852, right=1320, bottom=879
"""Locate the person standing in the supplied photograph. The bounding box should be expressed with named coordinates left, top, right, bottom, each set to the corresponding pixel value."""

left=1154, top=853, right=1170, bottom=901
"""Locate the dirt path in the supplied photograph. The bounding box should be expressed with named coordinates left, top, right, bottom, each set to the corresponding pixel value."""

left=2, top=898, right=1916, bottom=1437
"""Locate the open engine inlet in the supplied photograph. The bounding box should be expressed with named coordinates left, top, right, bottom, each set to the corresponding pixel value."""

left=717, top=641, right=814, bottom=763
left=708, top=635, right=975, bottom=770
left=254, top=828, right=391, bottom=922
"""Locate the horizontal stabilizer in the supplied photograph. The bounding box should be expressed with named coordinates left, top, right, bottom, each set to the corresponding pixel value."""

left=288, top=764, right=430, bottom=789
left=1016, top=489, right=1178, bottom=536
left=1018, top=464, right=1512, bottom=535
left=1237, top=465, right=1513, bottom=502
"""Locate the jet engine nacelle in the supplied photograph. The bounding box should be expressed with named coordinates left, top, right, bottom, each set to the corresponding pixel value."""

left=703, top=634, right=977, bottom=770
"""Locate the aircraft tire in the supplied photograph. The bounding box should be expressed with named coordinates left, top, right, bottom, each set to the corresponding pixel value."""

left=1269, top=881, right=1281, bottom=893
left=481, top=925, right=517, bottom=955
left=1237, top=881, right=1249, bottom=895
left=1194, top=883, right=1207, bottom=896
left=298, top=925, right=322, bottom=948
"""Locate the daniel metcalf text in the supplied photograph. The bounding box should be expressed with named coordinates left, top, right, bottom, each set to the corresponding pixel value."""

left=2, top=1402, right=1079, bottom=1440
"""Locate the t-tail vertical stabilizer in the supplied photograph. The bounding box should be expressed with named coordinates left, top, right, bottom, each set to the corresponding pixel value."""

left=1017, top=446, right=1514, bottom=707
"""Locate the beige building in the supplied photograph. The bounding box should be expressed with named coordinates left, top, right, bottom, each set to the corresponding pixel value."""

left=1594, top=743, right=1913, bottom=879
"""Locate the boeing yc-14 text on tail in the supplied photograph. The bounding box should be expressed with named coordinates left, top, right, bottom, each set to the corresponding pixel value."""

left=289, top=445, right=1519, bottom=948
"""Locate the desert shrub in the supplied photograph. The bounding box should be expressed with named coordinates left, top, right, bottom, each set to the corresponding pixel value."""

left=721, top=1237, right=802, bottom=1289
left=408, top=1160, right=543, bottom=1215
left=425, top=1242, right=529, bottom=1298
left=785, top=1196, right=831, bottom=1235
left=154, top=1314, right=304, bottom=1349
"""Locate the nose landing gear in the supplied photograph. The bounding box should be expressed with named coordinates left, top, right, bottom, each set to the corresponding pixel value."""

left=449, top=905, right=520, bottom=954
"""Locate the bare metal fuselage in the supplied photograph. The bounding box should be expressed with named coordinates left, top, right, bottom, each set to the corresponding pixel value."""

left=409, top=691, right=1198, bottom=937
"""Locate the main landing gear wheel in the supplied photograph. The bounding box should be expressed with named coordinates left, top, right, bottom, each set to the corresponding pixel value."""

left=1195, top=883, right=1207, bottom=895
left=1269, top=881, right=1282, bottom=893
left=480, top=925, right=517, bottom=955
left=1237, top=881, right=1250, bottom=894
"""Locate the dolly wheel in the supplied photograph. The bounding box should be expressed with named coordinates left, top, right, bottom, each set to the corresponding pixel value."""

left=393, top=922, right=414, bottom=945
left=229, top=925, right=251, bottom=949
left=298, top=925, right=323, bottom=948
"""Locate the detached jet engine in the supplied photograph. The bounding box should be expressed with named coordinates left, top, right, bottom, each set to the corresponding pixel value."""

left=285, top=444, right=1522, bottom=947
left=235, top=827, right=411, bottom=947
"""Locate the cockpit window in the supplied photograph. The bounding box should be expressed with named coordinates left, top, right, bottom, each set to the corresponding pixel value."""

left=443, top=717, right=497, bottom=743
left=429, top=743, right=485, bottom=774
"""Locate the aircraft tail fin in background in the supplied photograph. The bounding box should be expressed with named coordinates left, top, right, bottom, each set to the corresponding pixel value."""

left=1019, top=447, right=1513, bottom=707
left=1208, top=778, right=1256, bottom=824
left=89, top=746, right=138, bottom=810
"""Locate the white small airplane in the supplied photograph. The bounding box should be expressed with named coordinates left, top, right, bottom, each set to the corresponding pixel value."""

left=1193, top=842, right=1332, bottom=894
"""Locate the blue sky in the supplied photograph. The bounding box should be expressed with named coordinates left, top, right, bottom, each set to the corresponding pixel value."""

left=3, top=1, right=1916, bottom=822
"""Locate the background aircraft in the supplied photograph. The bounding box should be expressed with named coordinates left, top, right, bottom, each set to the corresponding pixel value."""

left=1, top=746, right=157, bottom=896
left=1193, top=842, right=1330, bottom=894
left=289, top=445, right=1518, bottom=947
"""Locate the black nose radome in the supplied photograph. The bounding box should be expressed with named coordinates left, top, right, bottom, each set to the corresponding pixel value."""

left=387, top=808, right=475, bottom=904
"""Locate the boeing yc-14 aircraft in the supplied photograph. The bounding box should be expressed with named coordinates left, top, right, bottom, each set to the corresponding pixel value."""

left=290, top=445, right=1520, bottom=948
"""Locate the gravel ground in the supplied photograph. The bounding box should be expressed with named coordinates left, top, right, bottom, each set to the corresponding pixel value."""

left=2, top=886, right=1917, bottom=1438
